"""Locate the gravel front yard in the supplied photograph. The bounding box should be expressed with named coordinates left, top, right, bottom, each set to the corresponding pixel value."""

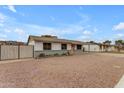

left=0, top=53, right=124, bottom=88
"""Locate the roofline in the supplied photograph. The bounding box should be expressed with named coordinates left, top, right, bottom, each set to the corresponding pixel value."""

left=29, top=35, right=117, bottom=45
left=28, top=35, right=86, bottom=45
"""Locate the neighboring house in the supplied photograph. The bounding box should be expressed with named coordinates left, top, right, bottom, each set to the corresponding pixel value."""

left=99, top=43, right=109, bottom=52
left=0, top=41, right=26, bottom=45
left=28, top=35, right=86, bottom=57
left=99, top=43, right=118, bottom=52
left=83, top=42, right=118, bottom=52
left=83, top=42, right=101, bottom=52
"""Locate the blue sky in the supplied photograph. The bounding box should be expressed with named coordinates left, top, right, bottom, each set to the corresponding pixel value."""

left=0, top=5, right=124, bottom=43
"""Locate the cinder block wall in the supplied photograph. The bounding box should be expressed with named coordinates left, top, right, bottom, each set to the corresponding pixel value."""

left=0, top=45, right=18, bottom=60
left=19, top=46, right=34, bottom=58
left=0, top=45, right=34, bottom=61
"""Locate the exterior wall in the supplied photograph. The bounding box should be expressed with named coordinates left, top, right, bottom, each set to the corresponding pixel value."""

left=30, top=40, right=119, bottom=54
left=29, top=40, right=86, bottom=52
left=81, top=45, right=84, bottom=50
left=1, top=45, right=18, bottom=60
left=101, top=46, right=107, bottom=52
left=83, top=44, right=89, bottom=51
left=107, top=47, right=112, bottom=51
left=34, top=42, right=43, bottom=51
left=28, top=41, right=43, bottom=51
left=98, top=45, right=119, bottom=52
left=105, top=46, right=118, bottom=52
left=112, top=47, right=118, bottom=52
left=19, top=46, right=33, bottom=58
left=67, top=44, right=71, bottom=50
left=28, top=40, right=35, bottom=45
left=33, top=42, right=72, bottom=51
left=52, top=43, right=61, bottom=50
left=82, top=44, right=100, bottom=52
left=89, top=44, right=100, bottom=52
left=33, top=41, right=72, bottom=57
left=74, top=45, right=76, bottom=50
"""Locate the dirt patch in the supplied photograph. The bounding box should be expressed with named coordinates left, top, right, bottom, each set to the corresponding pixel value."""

left=0, top=53, right=124, bottom=88
left=96, top=53, right=124, bottom=57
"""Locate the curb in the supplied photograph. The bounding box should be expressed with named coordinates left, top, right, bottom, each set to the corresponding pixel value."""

left=0, top=58, right=34, bottom=64
left=115, top=75, right=124, bottom=88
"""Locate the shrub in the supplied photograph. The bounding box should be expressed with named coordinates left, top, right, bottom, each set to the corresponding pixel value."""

left=39, top=53, right=45, bottom=57
left=54, top=53, right=59, bottom=56
left=61, top=53, right=67, bottom=56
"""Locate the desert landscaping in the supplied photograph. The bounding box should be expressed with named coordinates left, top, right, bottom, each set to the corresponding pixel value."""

left=0, top=53, right=124, bottom=88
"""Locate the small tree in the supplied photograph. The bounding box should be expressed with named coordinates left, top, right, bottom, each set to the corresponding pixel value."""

left=103, top=40, right=111, bottom=45
left=115, top=40, right=123, bottom=45
left=115, top=40, right=124, bottom=52
left=89, top=41, right=95, bottom=43
left=102, top=40, right=112, bottom=52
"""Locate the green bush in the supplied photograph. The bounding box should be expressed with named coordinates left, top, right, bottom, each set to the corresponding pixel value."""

left=39, top=53, right=45, bottom=57
left=54, top=53, right=60, bottom=56
left=61, top=53, right=67, bottom=56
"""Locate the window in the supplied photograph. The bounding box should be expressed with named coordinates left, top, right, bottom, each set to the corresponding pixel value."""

left=43, top=43, right=51, bottom=50
left=61, top=44, right=67, bottom=50
left=77, top=45, right=82, bottom=50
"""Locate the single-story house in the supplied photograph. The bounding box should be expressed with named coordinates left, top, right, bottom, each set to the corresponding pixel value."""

left=79, top=42, right=118, bottom=52
left=28, top=35, right=120, bottom=57
left=28, top=35, right=87, bottom=57
left=99, top=43, right=118, bottom=52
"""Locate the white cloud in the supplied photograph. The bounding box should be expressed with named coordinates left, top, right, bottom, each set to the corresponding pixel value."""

left=76, top=35, right=90, bottom=41
left=8, top=5, right=16, bottom=13
left=4, top=29, right=11, bottom=33
left=0, top=12, right=98, bottom=42
left=14, top=28, right=25, bottom=35
left=116, top=33, right=124, bottom=38
left=25, top=23, right=97, bottom=42
left=83, top=30, right=92, bottom=35
left=26, top=24, right=85, bottom=36
left=113, top=22, right=124, bottom=31
left=77, top=13, right=90, bottom=23
left=0, top=13, right=6, bottom=23
left=14, top=28, right=27, bottom=41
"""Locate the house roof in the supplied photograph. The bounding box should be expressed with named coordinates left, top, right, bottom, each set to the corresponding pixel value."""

left=0, top=41, right=26, bottom=45
left=28, top=35, right=86, bottom=45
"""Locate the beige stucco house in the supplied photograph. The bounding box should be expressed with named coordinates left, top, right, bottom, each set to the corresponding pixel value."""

left=27, top=35, right=119, bottom=57
left=28, top=35, right=86, bottom=57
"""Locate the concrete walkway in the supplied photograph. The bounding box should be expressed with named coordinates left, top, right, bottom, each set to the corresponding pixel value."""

left=115, top=75, right=124, bottom=88
left=0, top=58, right=34, bottom=64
